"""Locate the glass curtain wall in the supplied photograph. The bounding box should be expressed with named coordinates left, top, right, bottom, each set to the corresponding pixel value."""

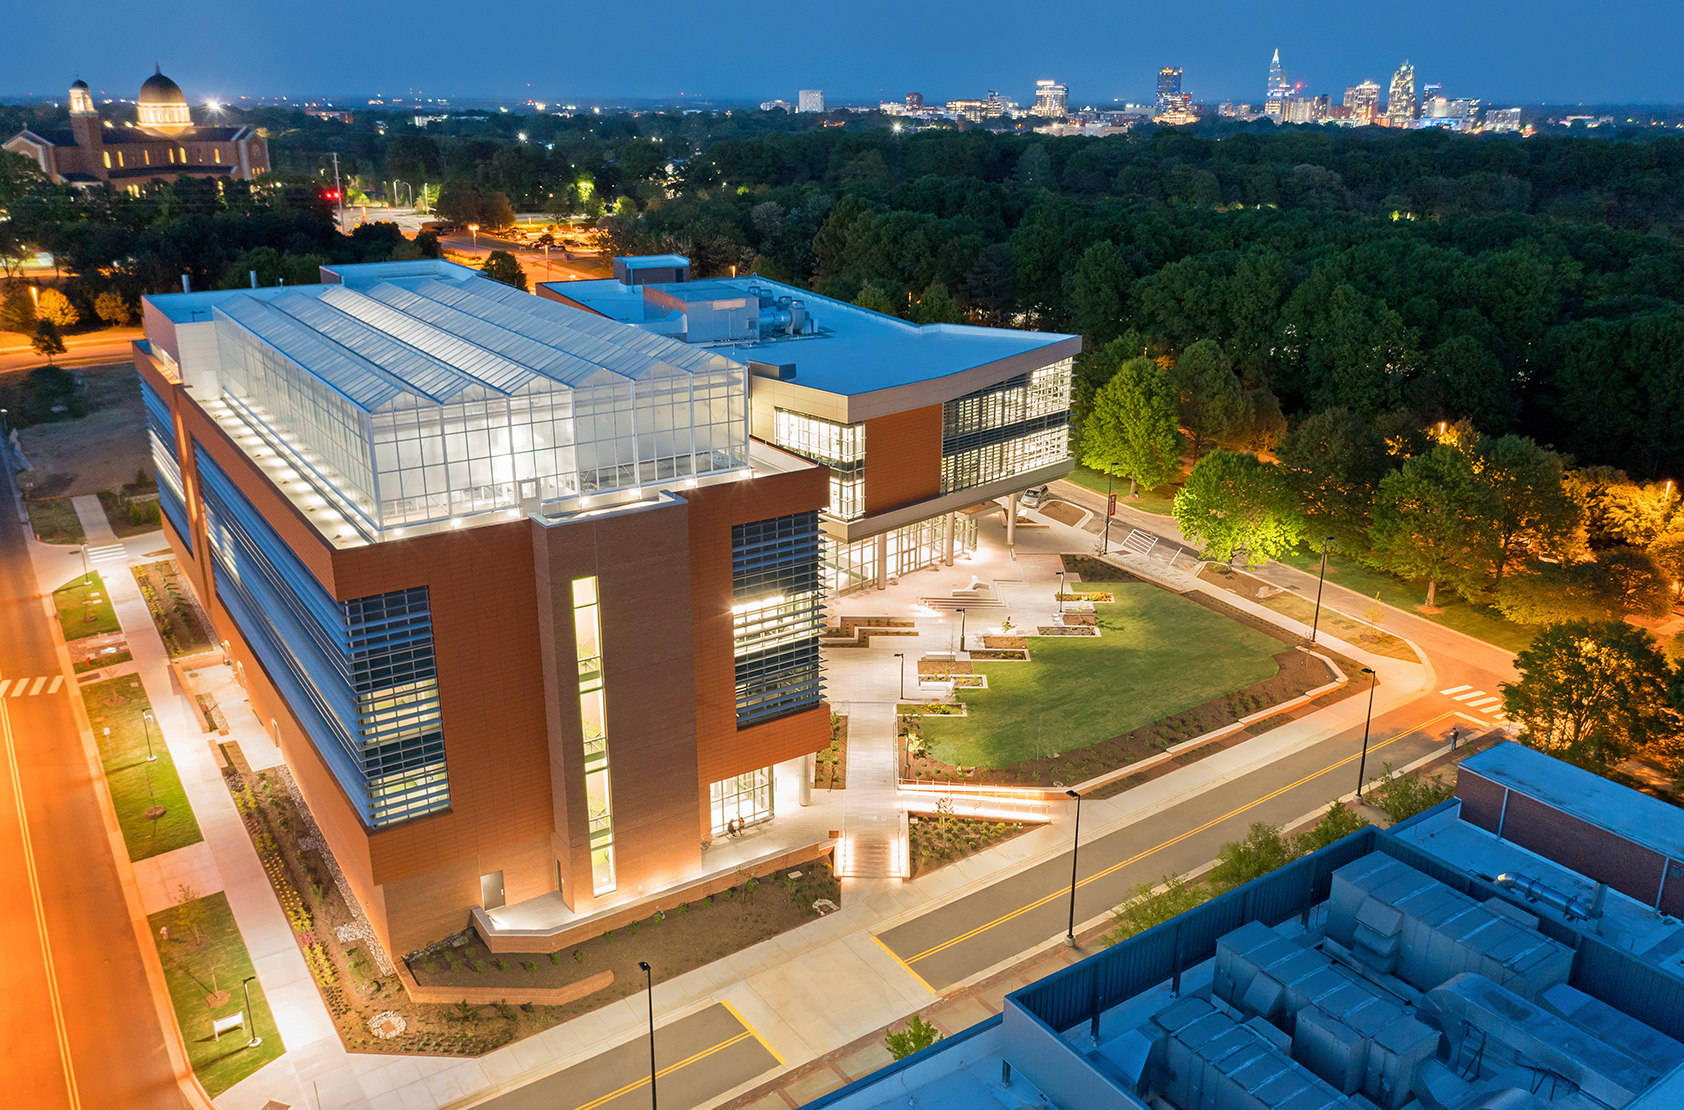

left=572, top=576, right=616, bottom=894
left=821, top=517, right=978, bottom=594
left=140, top=378, right=192, bottom=550
left=731, top=512, right=824, bottom=726
left=939, top=359, right=1073, bottom=493
left=709, top=767, right=773, bottom=835
left=772, top=408, right=865, bottom=520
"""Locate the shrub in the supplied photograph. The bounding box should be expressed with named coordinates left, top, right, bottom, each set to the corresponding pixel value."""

left=1105, top=874, right=1213, bottom=944
left=472, top=959, right=486, bottom=973
left=1209, top=822, right=1295, bottom=889
left=1364, top=763, right=1454, bottom=823
left=1293, top=801, right=1369, bottom=854
left=885, top=1015, right=943, bottom=1060
left=494, top=958, right=509, bottom=972
left=548, top=951, right=561, bottom=964
left=573, top=950, right=586, bottom=963
left=521, top=960, right=537, bottom=974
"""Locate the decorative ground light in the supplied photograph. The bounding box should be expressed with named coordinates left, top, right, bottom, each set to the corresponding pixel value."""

left=369, top=1010, right=407, bottom=1039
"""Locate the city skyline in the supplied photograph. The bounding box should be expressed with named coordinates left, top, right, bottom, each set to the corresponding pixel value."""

left=8, top=1, right=1684, bottom=106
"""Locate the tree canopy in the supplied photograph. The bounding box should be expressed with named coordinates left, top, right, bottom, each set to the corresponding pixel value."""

left=1173, top=450, right=1304, bottom=566
left=1080, top=348, right=1183, bottom=497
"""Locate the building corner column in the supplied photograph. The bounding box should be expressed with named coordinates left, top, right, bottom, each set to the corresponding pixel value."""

left=874, top=536, right=887, bottom=590
left=1006, top=492, right=1019, bottom=548
left=943, top=511, right=955, bottom=566
left=799, top=754, right=813, bottom=806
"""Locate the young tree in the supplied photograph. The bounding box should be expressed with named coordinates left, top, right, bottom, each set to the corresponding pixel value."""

left=1, top=284, right=36, bottom=335
left=30, top=320, right=65, bottom=366
left=1105, top=873, right=1211, bottom=944
left=1171, top=340, right=1248, bottom=459
left=480, top=190, right=517, bottom=230
left=1368, top=444, right=1495, bottom=608
left=1209, top=823, right=1295, bottom=889
left=93, top=290, right=133, bottom=327
left=1293, top=802, right=1369, bottom=854
left=1472, top=435, right=1577, bottom=588
left=36, top=288, right=78, bottom=329
left=1173, top=450, right=1304, bottom=566
left=1275, top=407, right=1392, bottom=551
left=434, top=181, right=484, bottom=227
left=1589, top=547, right=1673, bottom=618
left=1501, top=620, right=1679, bottom=770
left=853, top=282, right=898, bottom=317
left=1081, top=355, right=1182, bottom=497
left=885, top=1015, right=943, bottom=1060
left=480, top=251, right=527, bottom=291
left=909, top=281, right=963, bottom=325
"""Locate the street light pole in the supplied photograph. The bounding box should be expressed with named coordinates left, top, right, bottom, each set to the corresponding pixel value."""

left=143, top=709, right=157, bottom=762
left=1102, top=473, right=1112, bottom=555
left=1057, top=570, right=1067, bottom=615
left=80, top=544, right=90, bottom=585
left=1064, top=789, right=1082, bottom=946
left=1310, top=534, right=1335, bottom=645
left=638, top=961, right=657, bottom=1110
left=893, top=652, right=906, bottom=702
left=1353, top=667, right=1378, bottom=803
left=957, top=608, right=967, bottom=653
left=241, top=976, right=262, bottom=1048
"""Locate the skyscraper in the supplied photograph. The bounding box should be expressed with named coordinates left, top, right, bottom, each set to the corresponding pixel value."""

left=796, top=89, right=825, bottom=114
left=1344, top=79, right=1381, bottom=125
left=1265, top=48, right=1290, bottom=120
left=1033, top=79, right=1069, bottom=118
left=1157, top=66, right=1183, bottom=111
left=1385, top=61, right=1417, bottom=127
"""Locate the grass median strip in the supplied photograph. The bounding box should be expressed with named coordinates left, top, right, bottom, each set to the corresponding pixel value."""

left=25, top=497, right=85, bottom=545
left=82, top=673, right=201, bottom=859
left=149, top=891, right=285, bottom=1096
left=53, top=570, right=121, bottom=639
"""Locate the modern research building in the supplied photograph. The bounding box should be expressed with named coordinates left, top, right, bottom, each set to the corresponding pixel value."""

left=543, top=257, right=1080, bottom=593
left=136, top=259, right=829, bottom=956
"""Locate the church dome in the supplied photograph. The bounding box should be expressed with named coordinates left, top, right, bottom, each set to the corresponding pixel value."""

left=70, top=79, right=89, bottom=91
left=139, top=68, right=185, bottom=106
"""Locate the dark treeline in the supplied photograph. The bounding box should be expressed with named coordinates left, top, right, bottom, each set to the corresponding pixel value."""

left=604, top=125, right=1684, bottom=478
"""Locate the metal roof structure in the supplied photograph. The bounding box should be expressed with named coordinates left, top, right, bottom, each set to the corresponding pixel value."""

left=196, top=273, right=745, bottom=416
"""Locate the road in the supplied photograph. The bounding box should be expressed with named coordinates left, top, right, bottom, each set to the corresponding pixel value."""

left=0, top=327, right=143, bottom=372
left=481, top=1003, right=779, bottom=1110
left=0, top=467, right=188, bottom=1108
left=438, top=232, right=612, bottom=286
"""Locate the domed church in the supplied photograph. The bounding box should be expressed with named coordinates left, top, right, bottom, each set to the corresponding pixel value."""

left=3, top=67, right=269, bottom=188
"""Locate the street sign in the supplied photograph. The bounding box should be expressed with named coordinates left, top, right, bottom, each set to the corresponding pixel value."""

left=1107, top=493, right=1117, bottom=516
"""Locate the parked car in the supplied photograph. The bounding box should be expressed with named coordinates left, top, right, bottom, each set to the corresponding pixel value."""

left=1020, top=485, right=1047, bottom=508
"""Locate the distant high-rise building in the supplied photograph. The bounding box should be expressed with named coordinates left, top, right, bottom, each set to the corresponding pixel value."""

left=1157, top=67, right=1183, bottom=111
left=1344, top=80, right=1381, bottom=125
left=905, top=91, right=924, bottom=109
left=1033, top=79, right=1069, bottom=118
left=1385, top=61, right=1417, bottom=127
left=1484, top=106, right=1524, bottom=133
left=796, top=89, right=825, bottom=114
left=1265, top=48, right=1290, bottom=120
left=1285, top=94, right=1330, bottom=124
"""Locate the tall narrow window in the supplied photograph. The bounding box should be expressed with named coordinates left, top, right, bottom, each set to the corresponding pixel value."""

left=573, top=576, right=615, bottom=894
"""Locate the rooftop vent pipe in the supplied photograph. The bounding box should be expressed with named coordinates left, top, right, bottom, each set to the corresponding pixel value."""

left=1496, top=873, right=1604, bottom=924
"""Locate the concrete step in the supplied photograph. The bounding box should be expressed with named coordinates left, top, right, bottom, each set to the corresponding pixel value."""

left=836, top=832, right=907, bottom=879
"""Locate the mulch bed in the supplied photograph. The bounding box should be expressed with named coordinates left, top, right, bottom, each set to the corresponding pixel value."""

left=814, top=715, right=847, bottom=790
left=1040, top=501, right=1086, bottom=527
left=908, top=814, right=1032, bottom=878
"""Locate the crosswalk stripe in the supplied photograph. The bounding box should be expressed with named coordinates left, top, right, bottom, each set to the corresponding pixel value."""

left=10, top=681, right=26, bottom=698
left=27, top=677, right=45, bottom=696
left=1440, top=684, right=1472, bottom=695
left=47, top=676, right=62, bottom=693
left=0, top=680, right=12, bottom=698
left=1451, top=690, right=1484, bottom=702
left=1467, top=696, right=1502, bottom=708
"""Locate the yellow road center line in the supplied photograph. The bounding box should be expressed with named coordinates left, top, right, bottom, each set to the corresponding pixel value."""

left=871, top=932, right=936, bottom=996
left=900, top=713, right=1452, bottom=966
left=572, top=1029, right=752, bottom=1110
left=719, top=998, right=785, bottom=1066
left=0, top=690, right=81, bottom=1109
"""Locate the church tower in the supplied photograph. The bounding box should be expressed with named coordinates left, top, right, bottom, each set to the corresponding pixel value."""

left=68, top=79, right=101, bottom=149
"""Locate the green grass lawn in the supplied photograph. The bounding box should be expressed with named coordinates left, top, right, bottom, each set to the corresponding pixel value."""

left=82, top=674, right=202, bottom=860
left=1060, top=465, right=1182, bottom=516
left=52, top=570, right=121, bottom=640
left=920, top=581, right=1283, bottom=767
left=149, top=892, right=284, bottom=1096
left=26, top=497, right=85, bottom=544
left=1275, top=547, right=1534, bottom=654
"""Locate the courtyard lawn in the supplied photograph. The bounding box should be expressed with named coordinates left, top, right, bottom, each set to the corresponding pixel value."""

left=53, top=570, right=121, bottom=640
left=149, top=892, right=284, bottom=1096
left=919, top=581, right=1283, bottom=768
left=1275, top=547, right=1533, bottom=654
left=1060, top=465, right=1181, bottom=516
left=82, top=673, right=202, bottom=860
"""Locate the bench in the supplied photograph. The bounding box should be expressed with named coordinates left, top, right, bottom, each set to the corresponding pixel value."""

left=212, top=1011, right=246, bottom=1041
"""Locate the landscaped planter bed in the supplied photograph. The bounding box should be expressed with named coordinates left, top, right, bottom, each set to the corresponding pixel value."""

left=968, top=648, right=1029, bottom=661
left=1035, top=625, right=1099, bottom=636
left=908, top=813, right=1031, bottom=877
left=814, top=713, right=847, bottom=790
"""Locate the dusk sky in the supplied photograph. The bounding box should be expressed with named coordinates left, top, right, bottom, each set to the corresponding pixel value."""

left=11, top=1, right=1684, bottom=106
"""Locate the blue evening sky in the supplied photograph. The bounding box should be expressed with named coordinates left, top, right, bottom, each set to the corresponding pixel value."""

left=10, top=1, right=1682, bottom=106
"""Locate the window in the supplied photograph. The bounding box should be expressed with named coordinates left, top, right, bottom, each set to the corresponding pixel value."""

left=939, top=360, right=1072, bottom=493
left=573, top=576, right=615, bottom=894
left=732, top=513, right=824, bottom=725
left=140, top=378, right=191, bottom=552
left=773, top=408, right=866, bottom=520
left=710, top=767, right=773, bottom=836
left=195, top=448, right=449, bottom=827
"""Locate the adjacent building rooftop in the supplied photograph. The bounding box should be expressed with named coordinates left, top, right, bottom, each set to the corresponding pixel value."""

left=813, top=743, right=1684, bottom=1110
left=542, top=263, right=1076, bottom=399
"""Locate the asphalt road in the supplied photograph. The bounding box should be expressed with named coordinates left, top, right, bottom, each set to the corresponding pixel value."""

left=0, top=328, right=143, bottom=373
left=0, top=469, right=188, bottom=1109
left=480, top=1002, right=779, bottom=1110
